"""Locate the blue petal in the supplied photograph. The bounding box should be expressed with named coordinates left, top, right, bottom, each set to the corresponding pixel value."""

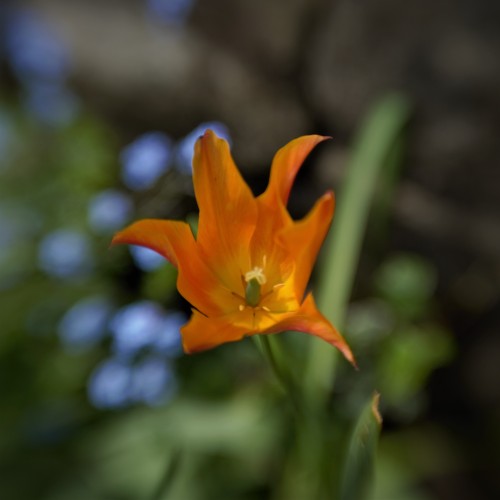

left=38, top=229, right=93, bottom=279
left=110, top=301, right=167, bottom=358
left=120, top=132, right=173, bottom=190
left=129, top=245, right=165, bottom=272
left=88, top=358, right=133, bottom=409
left=129, top=356, right=177, bottom=406
left=58, top=296, right=114, bottom=351
left=88, top=189, right=133, bottom=234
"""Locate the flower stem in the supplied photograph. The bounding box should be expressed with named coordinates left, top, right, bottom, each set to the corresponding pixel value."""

left=253, top=335, right=302, bottom=414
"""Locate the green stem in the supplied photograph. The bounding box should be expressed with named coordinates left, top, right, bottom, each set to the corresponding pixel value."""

left=253, top=335, right=302, bottom=415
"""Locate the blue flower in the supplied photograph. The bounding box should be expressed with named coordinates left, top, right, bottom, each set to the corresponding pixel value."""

left=129, top=356, right=177, bottom=406
left=153, top=311, right=185, bottom=357
left=88, top=189, right=133, bottom=234
left=38, top=229, right=93, bottom=279
left=4, top=8, right=70, bottom=84
left=120, top=132, right=173, bottom=190
left=58, top=296, right=114, bottom=351
left=88, top=358, right=133, bottom=409
left=175, top=121, right=230, bottom=174
left=129, top=245, right=165, bottom=272
left=110, top=301, right=167, bottom=357
left=110, top=300, right=185, bottom=359
left=146, top=0, right=195, bottom=26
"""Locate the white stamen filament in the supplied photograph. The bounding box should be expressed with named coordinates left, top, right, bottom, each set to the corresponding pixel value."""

left=244, top=266, right=267, bottom=285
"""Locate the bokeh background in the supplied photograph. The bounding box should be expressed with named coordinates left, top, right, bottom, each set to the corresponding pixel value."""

left=1, top=0, right=499, bottom=499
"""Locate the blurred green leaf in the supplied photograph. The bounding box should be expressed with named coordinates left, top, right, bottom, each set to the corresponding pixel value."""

left=75, top=394, right=281, bottom=499
left=338, top=392, right=382, bottom=500
left=304, top=94, right=411, bottom=406
left=375, top=254, right=437, bottom=320
left=377, top=326, right=454, bottom=411
left=142, top=263, right=178, bottom=301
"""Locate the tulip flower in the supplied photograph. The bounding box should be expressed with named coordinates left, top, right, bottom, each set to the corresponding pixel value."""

left=112, top=130, right=354, bottom=365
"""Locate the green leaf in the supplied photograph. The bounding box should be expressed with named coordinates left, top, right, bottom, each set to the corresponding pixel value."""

left=142, top=263, right=178, bottom=301
left=377, top=326, right=454, bottom=410
left=304, top=94, right=411, bottom=407
left=338, top=392, right=382, bottom=500
left=375, top=254, right=437, bottom=320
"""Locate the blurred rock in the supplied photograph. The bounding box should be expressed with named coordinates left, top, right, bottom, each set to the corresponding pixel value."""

left=32, top=0, right=311, bottom=168
left=307, top=0, right=500, bottom=282
left=191, top=0, right=313, bottom=75
left=29, top=0, right=500, bottom=290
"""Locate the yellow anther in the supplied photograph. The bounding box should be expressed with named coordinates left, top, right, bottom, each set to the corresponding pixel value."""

left=238, top=304, right=245, bottom=312
left=244, top=266, right=267, bottom=285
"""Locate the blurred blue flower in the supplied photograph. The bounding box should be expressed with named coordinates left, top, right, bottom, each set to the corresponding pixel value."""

left=130, top=356, right=177, bottom=406
left=110, top=300, right=185, bottom=359
left=175, top=121, right=230, bottom=174
left=110, top=300, right=166, bottom=357
left=58, top=296, right=114, bottom=351
left=146, top=0, right=195, bottom=25
left=129, top=245, right=165, bottom=272
left=120, top=132, right=173, bottom=190
left=23, top=81, right=79, bottom=125
left=4, top=8, right=70, bottom=83
left=153, top=311, right=185, bottom=357
left=38, top=229, right=93, bottom=279
left=88, top=358, right=133, bottom=409
left=88, top=189, right=133, bottom=234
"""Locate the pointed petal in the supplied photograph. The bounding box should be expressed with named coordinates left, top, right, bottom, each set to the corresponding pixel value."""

left=260, top=135, right=331, bottom=209
left=112, top=219, right=238, bottom=316
left=193, top=130, right=257, bottom=295
left=262, top=293, right=356, bottom=366
left=279, top=191, right=335, bottom=300
left=181, top=309, right=253, bottom=354
left=112, top=219, right=187, bottom=267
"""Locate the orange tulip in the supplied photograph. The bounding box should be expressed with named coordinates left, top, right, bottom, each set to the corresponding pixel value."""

left=112, top=130, right=354, bottom=364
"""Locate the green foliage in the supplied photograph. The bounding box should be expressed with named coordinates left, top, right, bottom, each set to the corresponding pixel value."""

left=339, top=393, right=382, bottom=500
left=375, top=254, right=437, bottom=320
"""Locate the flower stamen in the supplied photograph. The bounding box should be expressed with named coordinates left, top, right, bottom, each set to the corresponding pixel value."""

left=244, top=266, right=267, bottom=285
left=244, top=265, right=267, bottom=307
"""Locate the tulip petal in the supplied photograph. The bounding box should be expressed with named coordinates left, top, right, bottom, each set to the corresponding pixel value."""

left=260, top=135, right=330, bottom=209
left=112, top=219, right=187, bottom=267
left=193, top=131, right=258, bottom=295
left=279, top=192, right=335, bottom=300
left=262, top=293, right=355, bottom=366
left=112, top=219, right=239, bottom=316
left=181, top=309, right=253, bottom=353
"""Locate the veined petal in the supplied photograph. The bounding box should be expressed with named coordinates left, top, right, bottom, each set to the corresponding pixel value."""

left=260, top=135, right=331, bottom=209
left=261, top=293, right=355, bottom=366
left=279, top=192, right=335, bottom=301
left=193, top=130, right=258, bottom=295
left=181, top=309, right=252, bottom=353
left=112, top=219, right=238, bottom=316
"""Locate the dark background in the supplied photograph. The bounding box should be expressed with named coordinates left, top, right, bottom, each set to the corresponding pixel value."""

left=1, top=0, right=499, bottom=499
